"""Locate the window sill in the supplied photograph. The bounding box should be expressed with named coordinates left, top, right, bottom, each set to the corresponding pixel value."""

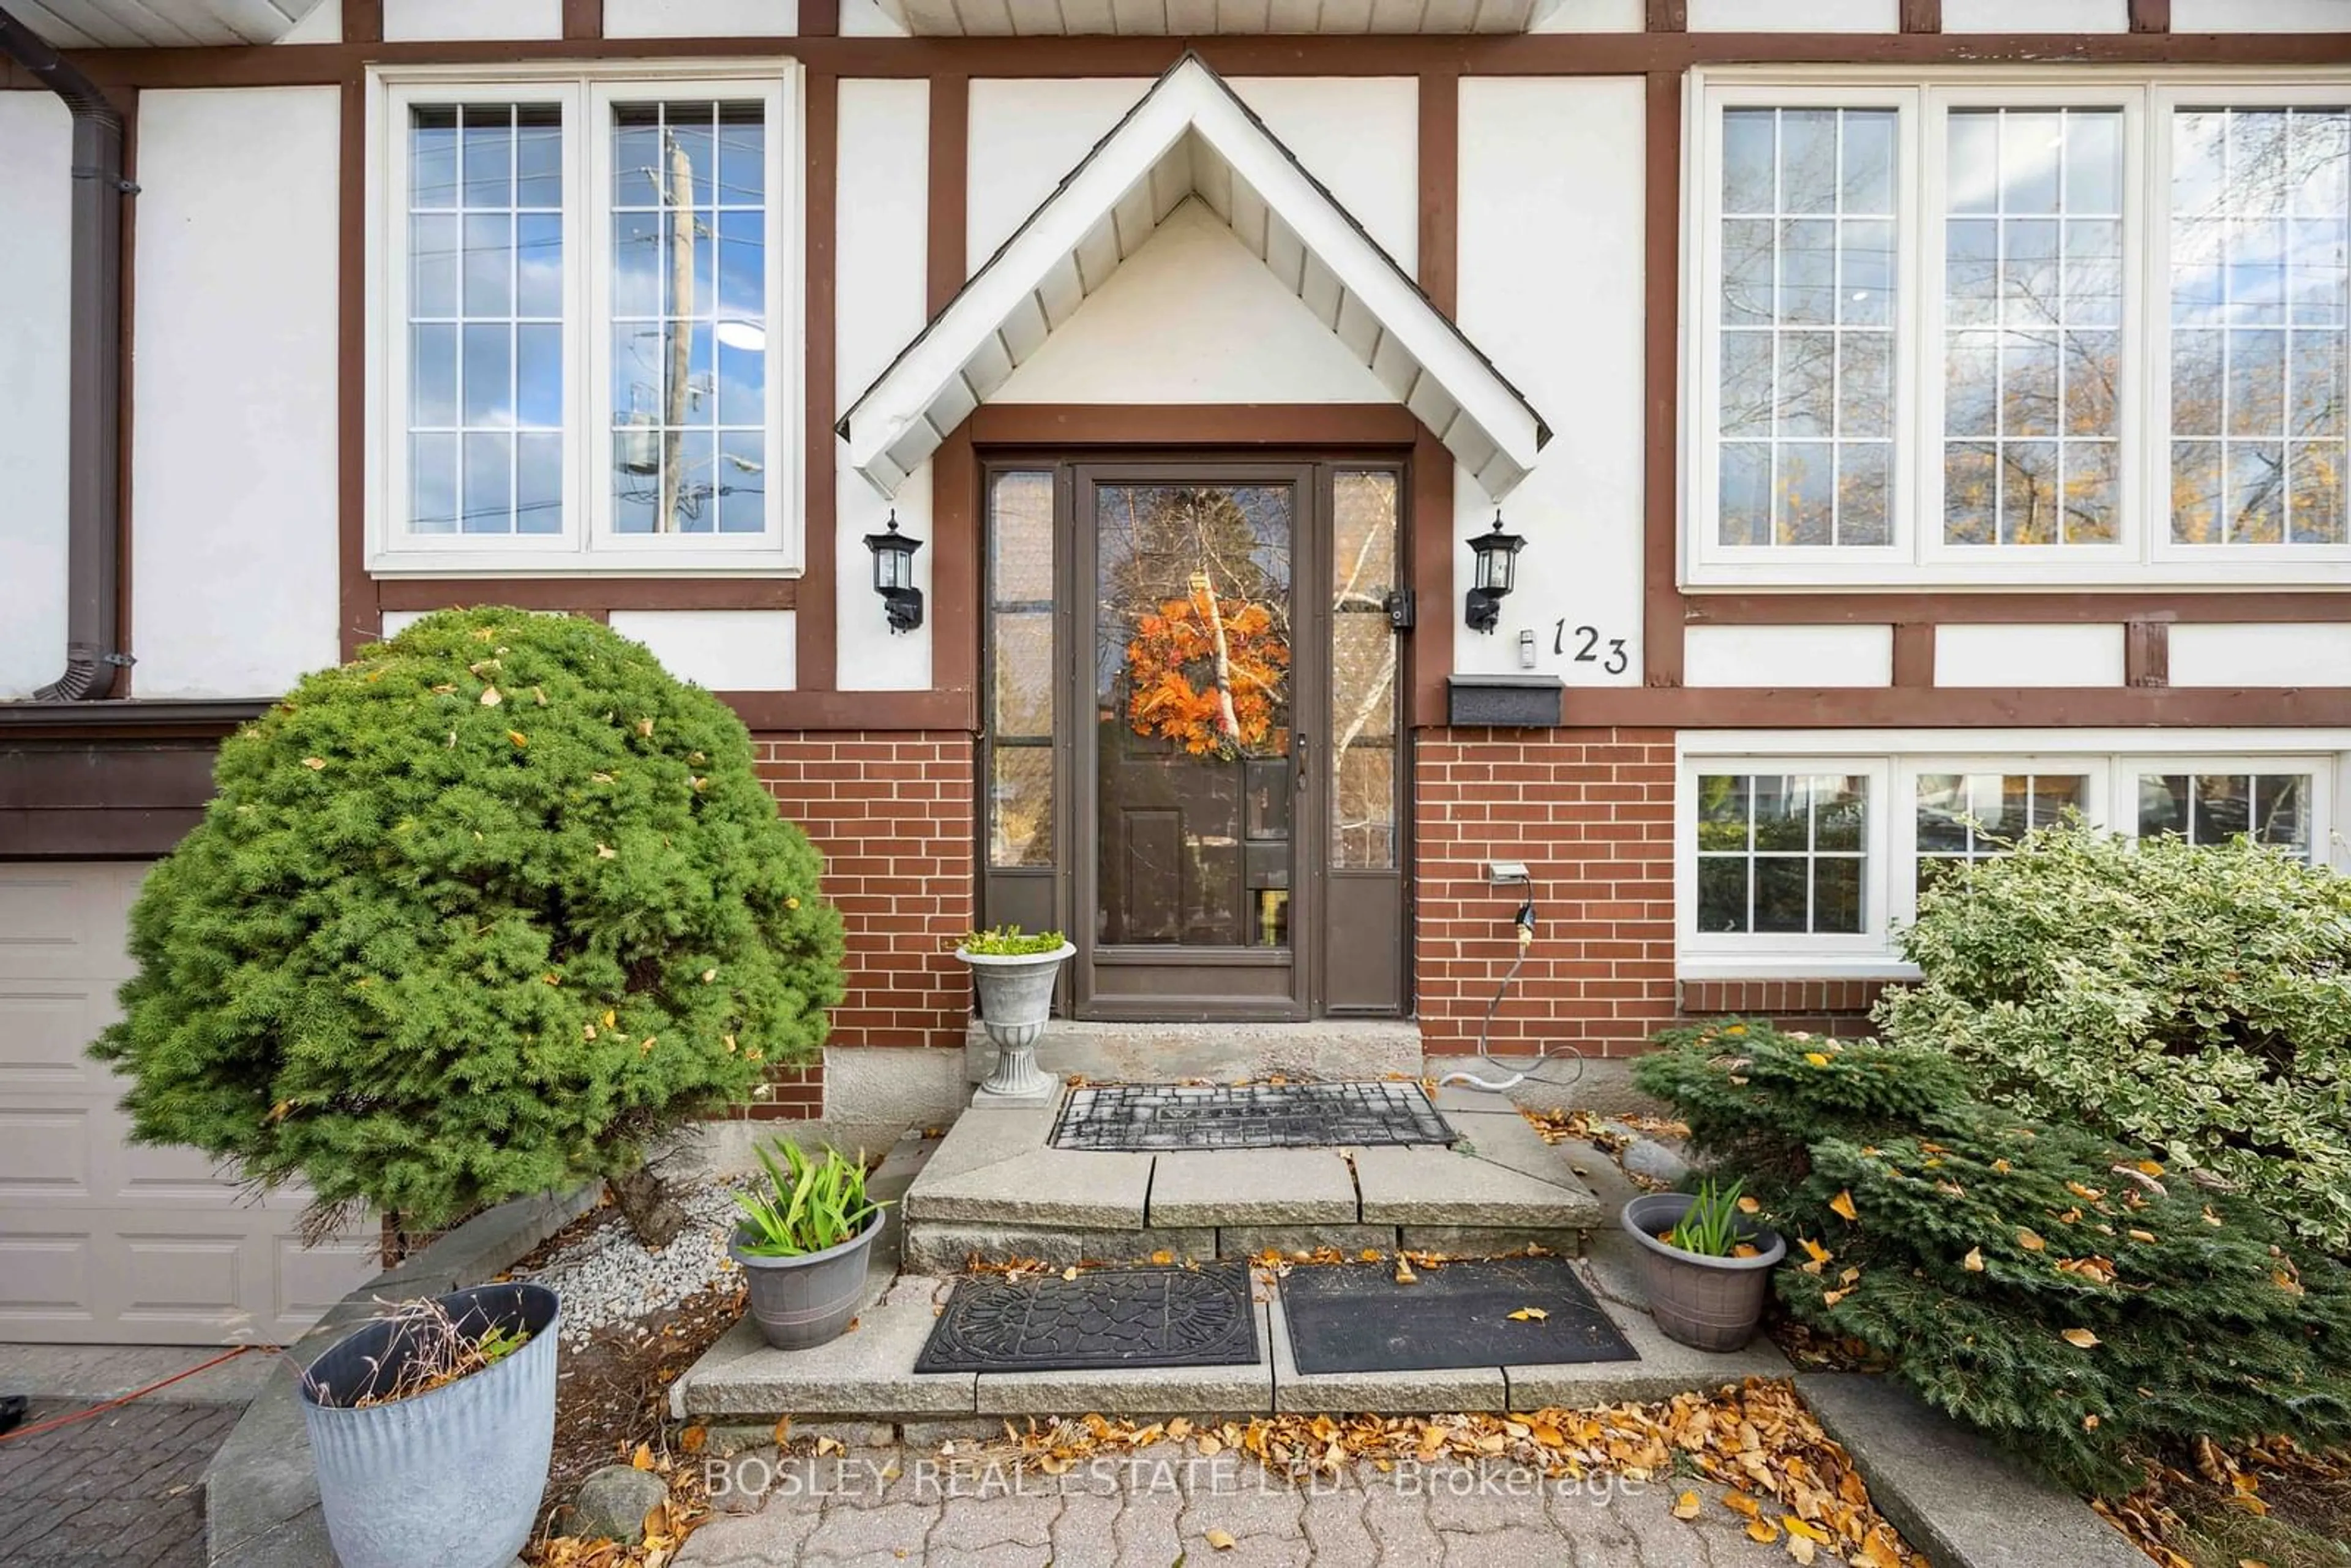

left=1682, top=560, right=2351, bottom=591
left=368, top=553, right=804, bottom=579
left=1676, top=955, right=1921, bottom=982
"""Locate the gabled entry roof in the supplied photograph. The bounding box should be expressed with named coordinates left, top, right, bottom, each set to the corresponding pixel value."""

left=837, top=54, right=1553, bottom=501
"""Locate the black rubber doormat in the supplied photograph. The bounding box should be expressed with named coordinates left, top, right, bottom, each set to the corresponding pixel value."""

left=1279, top=1256, right=1638, bottom=1374
left=1050, top=1081, right=1455, bottom=1152
left=914, top=1262, right=1261, bottom=1374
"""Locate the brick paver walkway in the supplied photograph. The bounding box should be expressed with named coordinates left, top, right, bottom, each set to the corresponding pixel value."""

left=0, top=1400, right=236, bottom=1567
left=679, top=1444, right=1795, bottom=1566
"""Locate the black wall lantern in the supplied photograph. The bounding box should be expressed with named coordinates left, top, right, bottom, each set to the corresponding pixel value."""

left=1463, top=511, right=1526, bottom=634
left=864, top=511, right=924, bottom=634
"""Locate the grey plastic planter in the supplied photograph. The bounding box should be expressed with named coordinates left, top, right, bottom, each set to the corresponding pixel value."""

left=731, top=1207, right=887, bottom=1351
left=1621, top=1191, right=1786, bottom=1352
left=959, top=941, right=1074, bottom=1098
left=297, top=1281, right=560, bottom=1568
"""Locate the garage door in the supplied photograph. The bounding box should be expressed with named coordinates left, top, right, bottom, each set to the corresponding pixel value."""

left=0, top=863, right=375, bottom=1345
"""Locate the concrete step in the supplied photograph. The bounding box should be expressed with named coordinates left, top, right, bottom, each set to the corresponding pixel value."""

left=962, top=1019, right=1424, bottom=1088
left=897, top=1086, right=1608, bottom=1274
left=669, top=1264, right=1791, bottom=1425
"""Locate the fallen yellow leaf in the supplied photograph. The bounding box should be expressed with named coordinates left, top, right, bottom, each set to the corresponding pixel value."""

left=631, top=1442, right=654, bottom=1470
left=1747, top=1518, right=1781, bottom=1544
left=2062, top=1327, right=2101, bottom=1349
left=1804, top=1052, right=1831, bottom=1067
left=1799, top=1238, right=1833, bottom=1265
left=1737, top=1196, right=1762, bottom=1214
left=1205, top=1528, right=1238, bottom=1550
left=1829, top=1190, right=1858, bottom=1222
left=1962, top=1247, right=1985, bottom=1272
left=1673, top=1490, right=1703, bottom=1520
left=1152, top=1250, right=1175, bottom=1266
left=2019, top=1228, right=2046, bottom=1251
left=1062, top=1266, right=1080, bottom=1282
left=1507, top=1307, right=1550, bottom=1321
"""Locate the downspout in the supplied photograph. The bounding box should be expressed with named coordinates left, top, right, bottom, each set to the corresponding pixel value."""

left=0, top=7, right=131, bottom=700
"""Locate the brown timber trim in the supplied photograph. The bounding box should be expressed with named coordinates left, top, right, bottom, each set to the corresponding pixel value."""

left=724, top=688, right=973, bottom=730
left=1643, top=70, right=1684, bottom=691
left=561, top=0, right=602, bottom=39
left=63, top=33, right=2351, bottom=91
left=967, top=403, right=1421, bottom=448
left=1646, top=0, right=1687, bottom=29
left=1410, top=425, right=1453, bottom=730
left=2126, top=620, right=2170, bottom=688
left=1891, top=623, right=1934, bottom=687
left=376, top=578, right=801, bottom=612
left=930, top=426, right=980, bottom=730
left=798, top=67, right=840, bottom=694
left=928, top=70, right=969, bottom=315
left=115, top=91, right=138, bottom=689
left=1683, top=591, right=2351, bottom=624
left=801, top=0, right=841, bottom=36
left=1416, top=64, right=1458, bottom=317
left=1900, top=0, right=1942, bottom=32
left=344, top=0, right=383, bottom=44
left=337, top=74, right=375, bottom=663
left=1565, top=686, right=2351, bottom=728
left=2129, top=0, right=2172, bottom=32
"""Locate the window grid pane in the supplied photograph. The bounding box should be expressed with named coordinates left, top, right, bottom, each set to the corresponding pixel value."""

left=1693, top=773, right=1869, bottom=934
left=2136, top=771, right=2312, bottom=858
left=408, top=103, right=563, bottom=536
left=611, top=100, right=768, bottom=536
left=2169, top=107, right=2349, bottom=546
left=1915, top=771, right=2088, bottom=893
left=1719, top=107, right=1899, bottom=550
left=1331, top=471, right=1401, bottom=871
left=1942, top=107, right=2124, bottom=547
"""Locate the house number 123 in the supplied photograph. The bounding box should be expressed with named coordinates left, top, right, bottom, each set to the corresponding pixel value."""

left=1553, top=621, right=1628, bottom=675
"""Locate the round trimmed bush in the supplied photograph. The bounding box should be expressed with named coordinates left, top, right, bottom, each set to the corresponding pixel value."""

left=92, top=607, right=843, bottom=1238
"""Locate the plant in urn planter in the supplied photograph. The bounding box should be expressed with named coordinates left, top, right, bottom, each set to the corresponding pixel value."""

left=1621, top=1177, right=1785, bottom=1352
left=956, top=926, right=1074, bottom=1100
left=729, top=1138, right=891, bottom=1351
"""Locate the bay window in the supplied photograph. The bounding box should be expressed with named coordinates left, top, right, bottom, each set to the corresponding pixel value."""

left=1690, top=73, right=2351, bottom=585
left=370, top=68, right=799, bottom=573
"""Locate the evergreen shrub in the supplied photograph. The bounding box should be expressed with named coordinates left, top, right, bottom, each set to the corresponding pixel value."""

left=1637, top=1021, right=2351, bottom=1496
left=1878, top=822, right=2351, bottom=1255
left=92, top=608, right=843, bottom=1237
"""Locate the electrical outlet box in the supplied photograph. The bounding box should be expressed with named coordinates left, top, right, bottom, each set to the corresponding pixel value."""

left=1487, top=860, right=1531, bottom=885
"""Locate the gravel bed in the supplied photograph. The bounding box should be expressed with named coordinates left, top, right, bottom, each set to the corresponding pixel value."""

left=518, top=1179, right=747, bottom=1347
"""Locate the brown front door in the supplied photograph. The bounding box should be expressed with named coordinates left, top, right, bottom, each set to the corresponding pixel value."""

left=978, top=457, right=1409, bottom=1022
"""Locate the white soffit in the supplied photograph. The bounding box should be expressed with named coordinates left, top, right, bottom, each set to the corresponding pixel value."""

left=838, top=54, right=1552, bottom=501
left=8, top=0, right=330, bottom=47
left=880, top=0, right=1559, bottom=35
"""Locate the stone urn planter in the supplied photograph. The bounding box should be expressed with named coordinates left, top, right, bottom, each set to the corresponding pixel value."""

left=1621, top=1191, right=1785, bottom=1352
left=297, top=1281, right=560, bottom=1568
left=730, top=1207, right=888, bottom=1352
left=957, top=935, right=1075, bottom=1099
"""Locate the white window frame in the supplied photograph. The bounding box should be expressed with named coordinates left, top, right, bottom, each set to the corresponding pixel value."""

left=1677, top=757, right=1895, bottom=971
left=1679, top=730, right=2350, bottom=978
left=2147, top=84, right=2351, bottom=569
left=1684, top=67, right=2351, bottom=590
left=366, top=62, right=803, bottom=577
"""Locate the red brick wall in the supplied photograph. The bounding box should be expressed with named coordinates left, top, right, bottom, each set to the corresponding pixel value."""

left=1675, top=978, right=1886, bottom=1040
left=1413, top=727, right=1679, bottom=1058
left=743, top=730, right=977, bottom=1117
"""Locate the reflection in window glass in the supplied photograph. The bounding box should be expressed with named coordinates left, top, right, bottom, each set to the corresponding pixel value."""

left=1718, top=107, right=1899, bottom=549
left=988, top=472, right=1055, bottom=869
left=2169, top=107, right=2349, bottom=546
left=2137, top=772, right=2312, bottom=858
left=1695, top=773, right=1869, bottom=934
left=610, top=100, right=768, bottom=535
left=1915, top=771, right=2087, bottom=893
left=408, top=103, right=564, bottom=535
left=1332, top=471, right=1401, bottom=870
left=1942, top=108, right=2124, bottom=547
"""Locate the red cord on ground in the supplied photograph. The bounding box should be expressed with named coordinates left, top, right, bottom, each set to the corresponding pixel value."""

left=0, top=1345, right=260, bottom=1445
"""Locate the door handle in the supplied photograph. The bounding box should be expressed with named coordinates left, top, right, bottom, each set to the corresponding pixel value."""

left=1295, top=731, right=1308, bottom=792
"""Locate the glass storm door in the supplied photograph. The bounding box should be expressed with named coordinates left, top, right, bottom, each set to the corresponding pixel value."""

left=1079, top=470, right=1308, bottom=1016
left=978, top=460, right=1408, bottom=1022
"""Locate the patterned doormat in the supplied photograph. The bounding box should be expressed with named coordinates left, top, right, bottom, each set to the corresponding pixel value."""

left=1278, top=1256, right=1638, bottom=1373
left=1049, top=1081, right=1456, bottom=1152
left=913, top=1262, right=1261, bottom=1375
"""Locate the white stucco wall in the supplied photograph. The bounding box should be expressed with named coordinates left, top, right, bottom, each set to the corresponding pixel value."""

left=607, top=610, right=798, bottom=690
left=2173, top=0, right=2351, bottom=29
left=130, top=88, right=342, bottom=699
left=2170, top=625, right=2351, bottom=688
left=967, top=78, right=1149, bottom=271
left=1934, top=625, right=2128, bottom=688
left=838, top=78, right=934, bottom=692
left=603, top=0, right=801, bottom=34
left=1531, top=0, right=1646, bottom=28
left=1943, top=0, right=2125, bottom=29
left=1687, top=0, right=1897, bottom=27
left=988, top=201, right=1395, bottom=404
left=1454, top=77, right=1646, bottom=685
left=1685, top=626, right=1894, bottom=688
left=0, top=94, right=72, bottom=702
left=381, top=0, right=563, bottom=40
left=1229, top=78, right=1417, bottom=276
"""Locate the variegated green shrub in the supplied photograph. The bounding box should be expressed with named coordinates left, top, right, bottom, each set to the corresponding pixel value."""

left=1878, top=823, right=2351, bottom=1255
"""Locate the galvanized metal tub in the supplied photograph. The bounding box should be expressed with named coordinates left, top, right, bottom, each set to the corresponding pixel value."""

left=298, top=1281, right=561, bottom=1568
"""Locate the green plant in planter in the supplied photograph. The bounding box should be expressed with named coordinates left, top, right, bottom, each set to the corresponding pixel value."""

left=1665, top=1177, right=1752, bottom=1257
left=958, top=925, right=1068, bottom=956
left=732, top=1139, right=887, bottom=1258
left=91, top=607, right=846, bottom=1248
